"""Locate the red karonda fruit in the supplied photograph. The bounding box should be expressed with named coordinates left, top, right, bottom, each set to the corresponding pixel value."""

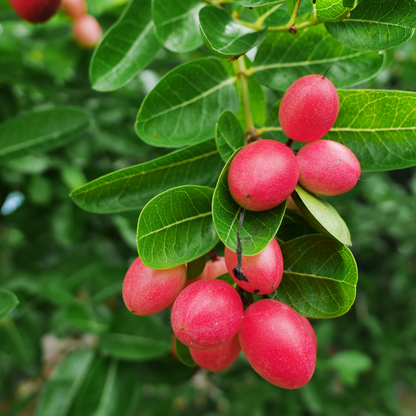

left=171, top=279, right=243, bottom=350
left=186, top=256, right=228, bottom=287
left=72, top=14, right=102, bottom=48
left=228, top=140, right=299, bottom=211
left=61, top=0, right=86, bottom=18
left=279, top=74, right=339, bottom=142
left=9, top=0, right=61, bottom=23
left=122, top=257, right=186, bottom=316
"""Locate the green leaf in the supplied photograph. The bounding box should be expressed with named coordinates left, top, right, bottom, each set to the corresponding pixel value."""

left=90, top=0, right=161, bottom=92
left=175, top=338, right=197, bottom=367
left=100, top=312, right=171, bottom=361
left=274, top=235, right=358, bottom=318
left=71, top=140, right=224, bottom=214
left=35, top=349, right=96, bottom=416
left=343, top=0, right=365, bottom=7
left=212, top=149, right=286, bottom=255
left=136, top=58, right=239, bottom=148
left=316, top=0, right=351, bottom=22
left=0, top=289, right=19, bottom=321
left=276, top=210, right=317, bottom=243
left=326, top=90, right=416, bottom=171
left=199, top=6, right=267, bottom=60
left=234, top=0, right=289, bottom=7
left=292, top=185, right=352, bottom=246
left=187, top=255, right=207, bottom=280
left=152, top=0, right=203, bottom=53
left=69, top=357, right=141, bottom=416
left=0, top=107, right=91, bottom=162
left=252, top=25, right=384, bottom=90
left=137, top=185, right=219, bottom=269
left=325, top=0, right=416, bottom=51
left=216, top=273, right=237, bottom=286
left=216, top=111, right=245, bottom=162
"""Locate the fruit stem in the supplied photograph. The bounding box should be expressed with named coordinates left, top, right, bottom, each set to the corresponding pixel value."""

left=233, top=58, right=256, bottom=143
left=237, top=286, right=251, bottom=307
left=209, top=249, right=219, bottom=261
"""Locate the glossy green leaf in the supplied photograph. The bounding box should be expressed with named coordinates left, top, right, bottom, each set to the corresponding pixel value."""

left=216, top=111, right=245, bottom=162
left=69, top=357, right=141, bottom=416
left=216, top=273, right=237, bottom=287
left=274, top=235, right=358, bottom=318
left=212, top=149, right=286, bottom=255
left=276, top=210, right=317, bottom=243
left=175, top=338, right=197, bottom=367
left=90, top=0, right=161, bottom=92
left=260, top=100, right=287, bottom=143
left=252, top=25, right=384, bottom=90
left=100, top=312, right=171, bottom=361
left=187, top=255, right=207, bottom=280
left=35, top=349, right=96, bottom=416
left=316, top=0, right=351, bottom=22
left=152, top=0, right=203, bottom=53
left=0, top=107, right=91, bottom=162
left=326, top=90, right=416, bottom=171
left=137, top=185, right=219, bottom=269
left=343, top=0, right=365, bottom=7
left=292, top=185, right=352, bottom=246
left=234, top=0, right=289, bottom=7
left=136, top=58, right=239, bottom=148
left=0, top=289, right=19, bottom=321
left=199, top=6, right=267, bottom=60
left=325, top=0, right=416, bottom=51
left=71, top=140, right=223, bottom=214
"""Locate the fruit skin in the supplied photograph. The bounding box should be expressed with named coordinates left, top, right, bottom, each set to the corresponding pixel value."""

left=301, top=316, right=317, bottom=350
left=190, top=333, right=241, bottom=372
left=171, top=280, right=243, bottom=350
left=279, top=74, right=339, bottom=142
left=72, top=14, right=102, bottom=48
left=122, top=257, right=186, bottom=316
left=228, top=140, right=299, bottom=211
left=297, top=140, right=361, bottom=196
left=9, top=0, right=61, bottom=23
left=239, top=299, right=317, bottom=389
left=186, top=256, right=228, bottom=287
left=224, top=238, right=283, bottom=294
left=62, top=0, right=86, bottom=18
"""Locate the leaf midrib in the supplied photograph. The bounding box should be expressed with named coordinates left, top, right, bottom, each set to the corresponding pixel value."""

left=284, top=270, right=356, bottom=286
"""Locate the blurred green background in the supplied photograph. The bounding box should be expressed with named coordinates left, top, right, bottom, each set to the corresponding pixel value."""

left=1, top=0, right=416, bottom=415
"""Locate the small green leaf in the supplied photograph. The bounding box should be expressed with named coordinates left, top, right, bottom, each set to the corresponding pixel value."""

left=100, top=311, right=171, bottom=361
left=71, top=140, right=224, bottom=214
left=252, top=25, right=384, bottom=90
left=325, top=0, right=416, bottom=51
left=175, top=338, right=197, bottom=367
left=274, top=235, right=358, bottom=318
left=0, top=107, right=91, bottom=162
left=276, top=210, right=317, bottom=243
left=136, top=58, right=239, bottom=148
left=216, top=273, right=237, bottom=287
left=35, top=349, right=96, bottom=416
left=153, top=0, right=203, bottom=53
left=212, top=149, right=286, bottom=255
left=69, top=357, right=141, bottom=416
left=90, top=0, right=161, bottom=92
left=292, top=185, right=352, bottom=246
left=216, top=111, right=245, bottom=162
left=0, top=289, right=19, bottom=321
left=234, top=0, right=289, bottom=7
left=187, top=255, right=207, bottom=280
left=199, top=6, right=267, bottom=60
left=137, top=185, right=219, bottom=269
left=316, top=0, right=351, bottom=22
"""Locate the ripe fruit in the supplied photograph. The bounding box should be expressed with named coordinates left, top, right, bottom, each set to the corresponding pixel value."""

left=297, top=140, right=361, bottom=196
left=301, top=317, right=317, bottom=350
left=171, top=280, right=243, bottom=350
left=190, top=334, right=241, bottom=372
left=186, top=256, right=227, bottom=287
left=224, top=238, right=283, bottom=294
left=239, top=299, right=317, bottom=389
left=122, top=257, right=186, bottom=316
left=228, top=140, right=299, bottom=211
left=279, top=74, right=339, bottom=142
left=9, top=0, right=61, bottom=23
left=72, top=14, right=102, bottom=48
left=62, top=0, right=86, bottom=18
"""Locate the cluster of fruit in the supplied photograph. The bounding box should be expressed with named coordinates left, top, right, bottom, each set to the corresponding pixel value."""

left=122, top=73, right=362, bottom=389
left=8, top=0, right=102, bottom=48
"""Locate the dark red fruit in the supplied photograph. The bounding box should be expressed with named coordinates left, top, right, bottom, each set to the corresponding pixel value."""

left=9, top=0, right=61, bottom=23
